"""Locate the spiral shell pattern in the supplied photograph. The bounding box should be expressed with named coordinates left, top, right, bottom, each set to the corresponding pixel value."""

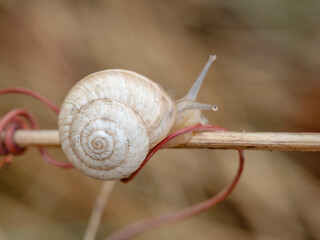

left=58, top=70, right=176, bottom=180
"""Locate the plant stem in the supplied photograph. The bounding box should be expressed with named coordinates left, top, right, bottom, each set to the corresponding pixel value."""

left=84, top=181, right=116, bottom=240
left=6, top=130, right=320, bottom=152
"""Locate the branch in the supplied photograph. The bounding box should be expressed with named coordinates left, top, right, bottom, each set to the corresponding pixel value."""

left=7, top=130, right=320, bottom=152
left=84, top=181, right=116, bottom=240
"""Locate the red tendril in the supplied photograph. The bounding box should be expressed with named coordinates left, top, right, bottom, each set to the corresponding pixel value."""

left=107, top=124, right=245, bottom=240
left=0, top=87, right=72, bottom=168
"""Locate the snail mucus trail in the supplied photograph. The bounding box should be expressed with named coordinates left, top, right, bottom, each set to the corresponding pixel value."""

left=58, top=55, right=218, bottom=180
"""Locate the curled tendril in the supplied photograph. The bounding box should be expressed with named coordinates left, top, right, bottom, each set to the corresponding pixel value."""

left=106, top=124, right=245, bottom=240
left=0, top=87, right=72, bottom=168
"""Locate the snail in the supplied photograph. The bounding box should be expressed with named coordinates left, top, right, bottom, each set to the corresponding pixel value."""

left=58, top=55, right=218, bottom=180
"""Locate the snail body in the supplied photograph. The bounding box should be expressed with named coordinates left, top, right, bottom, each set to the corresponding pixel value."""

left=58, top=55, right=217, bottom=180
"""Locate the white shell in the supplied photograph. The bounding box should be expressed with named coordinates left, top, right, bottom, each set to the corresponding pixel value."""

left=58, top=70, right=176, bottom=180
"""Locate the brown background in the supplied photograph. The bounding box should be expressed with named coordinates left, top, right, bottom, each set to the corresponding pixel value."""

left=0, top=1, right=320, bottom=239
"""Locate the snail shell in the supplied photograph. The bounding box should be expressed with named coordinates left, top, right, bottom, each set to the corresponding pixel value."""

left=59, top=55, right=217, bottom=181
left=58, top=70, right=176, bottom=180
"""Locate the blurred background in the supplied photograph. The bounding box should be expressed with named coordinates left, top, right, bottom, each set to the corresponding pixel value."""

left=0, top=0, right=320, bottom=239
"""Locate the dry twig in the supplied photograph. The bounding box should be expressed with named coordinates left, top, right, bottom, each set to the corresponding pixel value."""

left=84, top=181, right=116, bottom=240
left=7, top=129, right=320, bottom=152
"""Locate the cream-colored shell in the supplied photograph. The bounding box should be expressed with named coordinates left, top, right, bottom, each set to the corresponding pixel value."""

left=58, top=70, right=176, bottom=180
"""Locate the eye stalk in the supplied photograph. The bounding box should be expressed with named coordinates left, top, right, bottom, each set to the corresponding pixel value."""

left=176, top=54, right=217, bottom=113
left=174, top=55, right=218, bottom=131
